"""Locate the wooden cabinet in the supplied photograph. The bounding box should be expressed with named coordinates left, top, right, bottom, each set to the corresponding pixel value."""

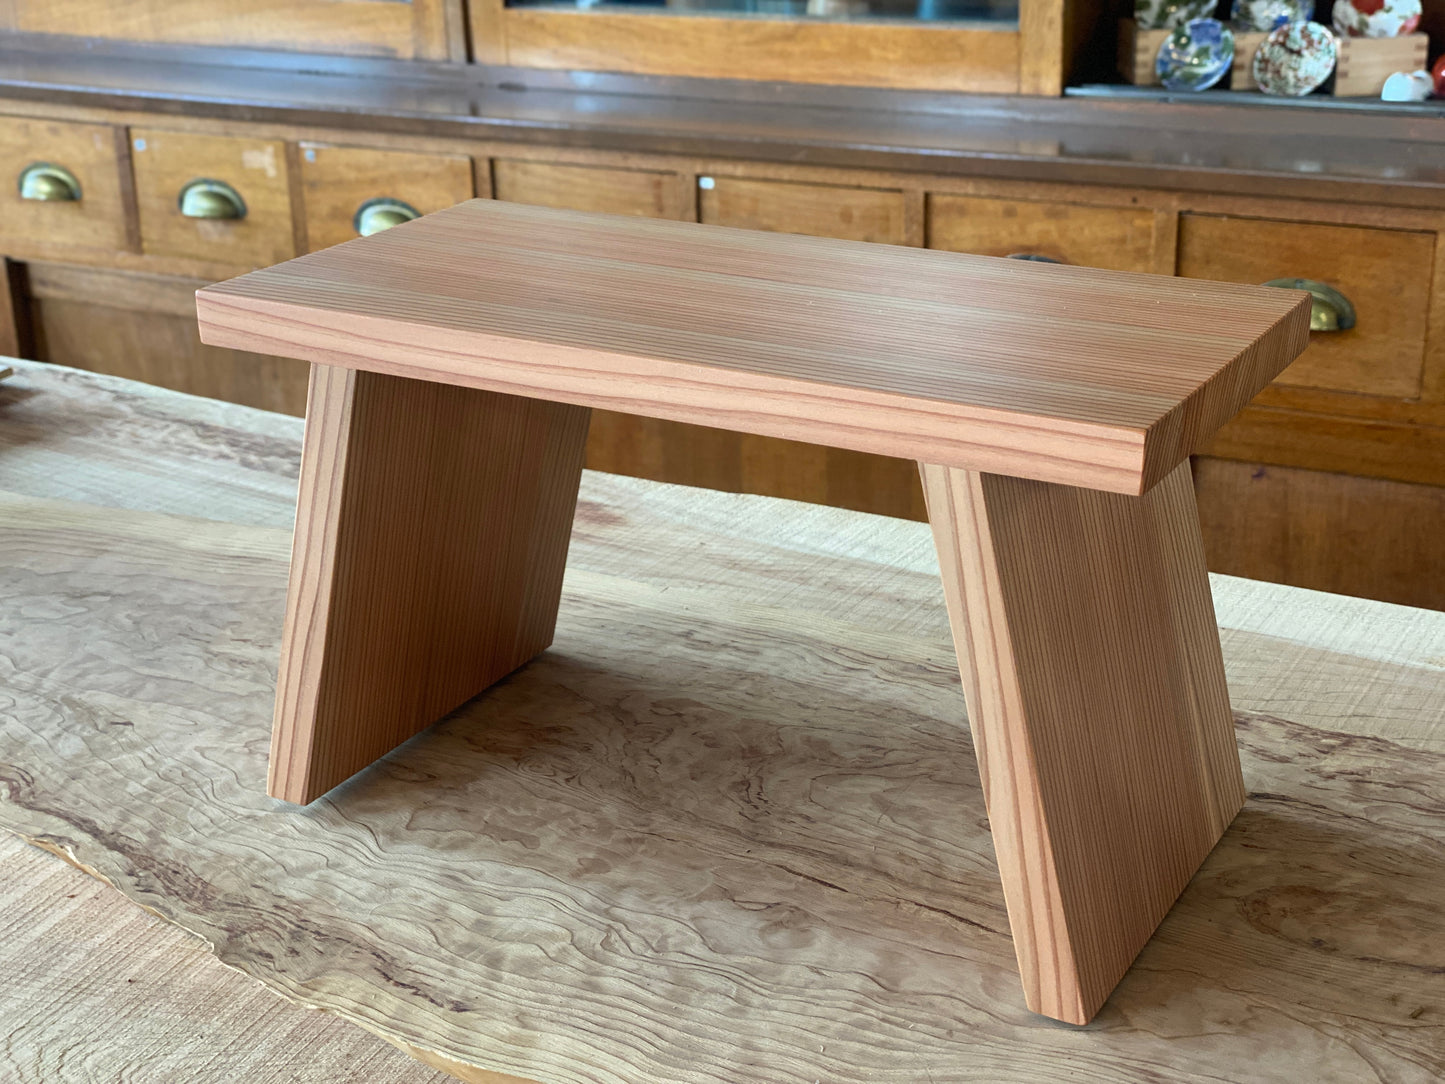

left=492, top=160, right=684, bottom=219
left=299, top=144, right=474, bottom=252
left=131, top=129, right=295, bottom=268
left=928, top=195, right=1158, bottom=272
left=1178, top=215, right=1434, bottom=399
left=698, top=177, right=908, bottom=244
left=0, top=117, right=128, bottom=252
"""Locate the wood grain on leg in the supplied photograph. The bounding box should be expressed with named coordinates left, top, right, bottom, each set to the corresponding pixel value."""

left=272, top=363, right=591, bottom=804
left=921, top=459, right=1244, bottom=1024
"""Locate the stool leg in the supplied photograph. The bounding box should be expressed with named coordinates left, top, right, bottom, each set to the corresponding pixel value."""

left=271, top=364, right=591, bottom=804
left=919, top=460, right=1244, bottom=1025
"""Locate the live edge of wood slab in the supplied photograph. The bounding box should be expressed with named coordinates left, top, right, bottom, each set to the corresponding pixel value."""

left=1, top=362, right=1442, bottom=1084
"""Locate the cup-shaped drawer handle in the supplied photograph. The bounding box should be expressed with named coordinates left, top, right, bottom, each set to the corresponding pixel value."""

left=353, top=197, right=420, bottom=237
left=1006, top=252, right=1063, bottom=264
left=178, top=179, right=246, bottom=220
left=1264, top=278, right=1355, bottom=332
left=18, top=162, right=81, bottom=201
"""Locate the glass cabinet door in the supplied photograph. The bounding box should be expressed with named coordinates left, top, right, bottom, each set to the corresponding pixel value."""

left=504, top=0, right=1019, bottom=26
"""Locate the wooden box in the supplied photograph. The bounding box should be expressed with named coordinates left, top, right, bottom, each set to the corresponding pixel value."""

left=1333, top=32, right=1429, bottom=97
left=1118, top=20, right=1169, bottom=86
left=1228, top=32, right=1270, bottom=91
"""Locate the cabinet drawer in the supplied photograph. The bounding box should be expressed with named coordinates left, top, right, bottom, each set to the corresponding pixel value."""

left=699, top=177, right=906, bottom=244
left=0, top=116, right=127, bottom=251
left=493, top=160, right=681, bottom=219
left=927, top=195, right=1157, bottom=272
left=300, top=144, right=474, bottom=252
left=1178, top=215, right=1433, bottom=398
left=131, top=129, right=294, bottom=267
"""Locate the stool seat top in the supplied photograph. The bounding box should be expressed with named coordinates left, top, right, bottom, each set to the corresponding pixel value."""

left=197, top=199, right=1309, bottom=494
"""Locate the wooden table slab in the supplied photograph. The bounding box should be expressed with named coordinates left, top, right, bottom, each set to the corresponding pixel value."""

left=1, top=361, right=1441, bottom=1083
left=0, top=834, right=450, bottom=1084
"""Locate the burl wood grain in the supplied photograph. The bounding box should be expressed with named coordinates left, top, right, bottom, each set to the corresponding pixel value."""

left=921, top=460, right=1244, bottom=1024
left=0, top=833, right=449, bottom=1084
left=274, top=364, right=590, bottom=803
left=0, top=464, right=1441, bottom=1082
left=196, top=200, right=1312, bottom=496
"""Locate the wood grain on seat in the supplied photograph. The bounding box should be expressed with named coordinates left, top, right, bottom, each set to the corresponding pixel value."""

left=197, top=199, right=1311, bottom=495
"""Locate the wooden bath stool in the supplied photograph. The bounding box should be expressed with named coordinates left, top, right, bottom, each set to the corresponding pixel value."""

left=197, top=201, right=1310, bottom=1025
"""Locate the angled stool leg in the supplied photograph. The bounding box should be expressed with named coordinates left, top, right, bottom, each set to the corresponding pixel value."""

left=920, top=459, right=1244, bottom=1025
left=271, top=364, right=591, bottom=804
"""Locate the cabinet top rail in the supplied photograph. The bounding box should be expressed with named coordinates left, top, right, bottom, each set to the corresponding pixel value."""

left=197, top=199, right=1309, bottom=493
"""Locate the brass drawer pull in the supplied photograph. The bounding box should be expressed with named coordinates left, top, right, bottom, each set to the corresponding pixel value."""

left=353, top=197, right=419, bottom=237
left=1006, top=253, right=1063, bottom=264
left=179, top=179, right=246, bottom=220
left=1264, top=278, right=1355, bottom=331
left=18, top=162, right=81, bottom=202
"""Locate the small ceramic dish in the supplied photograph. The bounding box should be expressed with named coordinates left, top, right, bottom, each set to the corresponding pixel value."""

left=1381, top=69, right=1433, bottom=100
left=1253, top=21, right=1338, bottom=95
left=1156, top=18, right=1237, bottom=90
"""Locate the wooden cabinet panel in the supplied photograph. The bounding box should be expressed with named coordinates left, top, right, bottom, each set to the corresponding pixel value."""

left=131, top=129, right=295, bottom=268
left=1194, top=455, right=1445, bottom=610
left=5, top=0, right=462, bottom=61
left=28, top=264, right=308, bottom=416
left=583, top=412, right=927, bottom=520
left=0, top=116, right=127, bottom=252
left=698, top=177, right=907, bottom=244
left=1178, top=215, right=1433, bottom=398
left=493, top=160, right=682, bottom=219
left=299, top=144, right=474, bottom=252
left=491, top=10, right=1023, bottom=94
left=927, top=195, right=1157, bottom=272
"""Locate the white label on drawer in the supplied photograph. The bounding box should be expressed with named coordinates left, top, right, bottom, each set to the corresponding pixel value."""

left=242, top=147, right=278, bottom=178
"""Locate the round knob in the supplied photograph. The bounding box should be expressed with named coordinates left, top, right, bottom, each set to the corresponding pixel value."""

left=1263, top=278, right=1355, bottom=332
left=1006, top=253, right=1063, bottom=264
left=178, top=179, right=246, bottom=220
left=353, top=197, right=420, bottom=237
left=18, top=162, right=81, bottom=202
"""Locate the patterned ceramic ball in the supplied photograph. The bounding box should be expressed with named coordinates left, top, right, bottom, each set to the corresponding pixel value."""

left=1253, top=21, right=1338, bottom=95
left=1260, top=20, right=1335, bottom=94
left=1136, top=0, right=1217, bottom=30
left=1331, top=0, right=1421, bottom=38
left=1231, top=0, right=1312, bottom=32
left=1156, top=18, right=1237, bottom=91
